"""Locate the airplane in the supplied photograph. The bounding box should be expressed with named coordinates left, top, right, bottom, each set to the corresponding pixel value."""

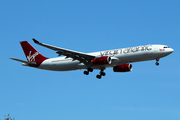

left=10, top=39, right=174, bottom=79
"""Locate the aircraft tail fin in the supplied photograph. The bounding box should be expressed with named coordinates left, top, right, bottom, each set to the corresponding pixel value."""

left=20, top=41, right=48, bottom=66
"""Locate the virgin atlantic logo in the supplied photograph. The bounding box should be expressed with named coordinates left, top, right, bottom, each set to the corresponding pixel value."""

left=27, top=51, right=39, bottom=62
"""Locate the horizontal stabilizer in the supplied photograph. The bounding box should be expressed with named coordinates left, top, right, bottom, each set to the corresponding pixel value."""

left=10, top=58, right=36, bottom=66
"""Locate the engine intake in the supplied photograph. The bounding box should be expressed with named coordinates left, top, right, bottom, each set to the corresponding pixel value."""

left=92, top=56, right=111, bottom=65
left=113, top=64, right=132, bottom=72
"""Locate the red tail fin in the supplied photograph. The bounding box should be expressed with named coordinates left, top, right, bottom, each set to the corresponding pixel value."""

left=20, top=41, right=48, bottom=66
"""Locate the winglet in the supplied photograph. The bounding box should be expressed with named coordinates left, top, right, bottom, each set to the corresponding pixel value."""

left=32, top=38, right=40, bottom=44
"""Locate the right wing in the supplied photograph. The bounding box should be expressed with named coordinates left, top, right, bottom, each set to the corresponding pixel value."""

left=32, top=39, right=96, bottom=64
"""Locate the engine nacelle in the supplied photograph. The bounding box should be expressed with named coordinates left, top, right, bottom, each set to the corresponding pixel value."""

left=92, top=56, right=112, bottom=65
left=113, top=64, right=132, bottom=72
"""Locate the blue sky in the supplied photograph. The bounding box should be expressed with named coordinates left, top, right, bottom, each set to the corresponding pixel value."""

left=0, top=0, right=180, bottom=120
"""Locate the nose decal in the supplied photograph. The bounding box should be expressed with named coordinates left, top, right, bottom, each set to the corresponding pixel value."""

left=159, top=49, right=165, bottom=51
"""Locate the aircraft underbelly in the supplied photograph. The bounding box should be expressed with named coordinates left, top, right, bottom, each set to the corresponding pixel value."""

left=40, top=59, right=79, bottom=71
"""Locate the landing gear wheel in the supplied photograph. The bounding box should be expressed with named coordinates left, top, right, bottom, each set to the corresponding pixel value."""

left=155, top=62, right=159, bottom=66
left=100, top=71, right=106, bottom=76
left=88, top=68, right=93, bottom=72
left=96, top=75, right=102, bottom=79
left=84, top=68, right=93, bottom=75
left=84, top=71, right=89, bottom=75
left=155, top=58, right=160, bottom=66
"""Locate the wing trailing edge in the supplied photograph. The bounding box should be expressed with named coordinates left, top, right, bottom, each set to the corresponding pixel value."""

left=32, top=38, right=95, bottom=65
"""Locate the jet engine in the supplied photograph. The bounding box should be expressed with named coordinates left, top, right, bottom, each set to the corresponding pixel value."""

left=113, top=64, right=132, bottom=72
left=92, top=56, right=112, bottom=65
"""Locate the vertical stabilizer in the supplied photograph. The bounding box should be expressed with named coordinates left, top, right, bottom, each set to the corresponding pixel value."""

left=20, top=41, right=48, bottom=66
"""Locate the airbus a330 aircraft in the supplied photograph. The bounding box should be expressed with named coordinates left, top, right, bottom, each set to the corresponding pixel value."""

left=11, top=39, right=174, bottom=79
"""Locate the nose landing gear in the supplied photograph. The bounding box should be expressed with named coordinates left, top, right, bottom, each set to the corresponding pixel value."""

left=155, top=58, right=159, bottom=66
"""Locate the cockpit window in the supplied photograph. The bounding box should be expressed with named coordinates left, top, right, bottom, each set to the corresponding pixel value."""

left=163, top=46, right=169, bottom=48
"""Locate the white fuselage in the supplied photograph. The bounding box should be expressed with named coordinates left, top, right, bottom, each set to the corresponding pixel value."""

left=38, top=44, right=173, bottom=71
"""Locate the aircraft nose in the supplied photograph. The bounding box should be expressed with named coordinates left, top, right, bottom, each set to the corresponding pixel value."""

left=169, top=48, right=174, bottom=53
left=168, top=48, right=174, bottom=54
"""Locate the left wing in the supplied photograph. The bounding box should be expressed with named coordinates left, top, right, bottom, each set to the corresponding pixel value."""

left=32, top=39, right=95, bottom=64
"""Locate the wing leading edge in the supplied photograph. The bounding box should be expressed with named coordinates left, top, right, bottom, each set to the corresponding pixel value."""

left=32, top=39, right=95, bottom=64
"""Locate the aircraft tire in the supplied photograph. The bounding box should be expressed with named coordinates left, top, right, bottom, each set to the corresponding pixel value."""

left=155, top=62, right=159, bottom=66
left=88, top=68, right=93, bottom=72
left=100, top=72, right=106, bottom=76
left=96, top=75, right=101, bottom=79
left=84, top=71, right=89, bottom=75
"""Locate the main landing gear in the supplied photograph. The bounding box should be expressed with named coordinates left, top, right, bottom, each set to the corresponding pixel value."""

left=155, top=58, right=160, bottom=66
left=83, top=68, right=106, bottom=79
left=84, top=68, right=93, bottom=75
left=96, top=69, right=106, bottom=79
